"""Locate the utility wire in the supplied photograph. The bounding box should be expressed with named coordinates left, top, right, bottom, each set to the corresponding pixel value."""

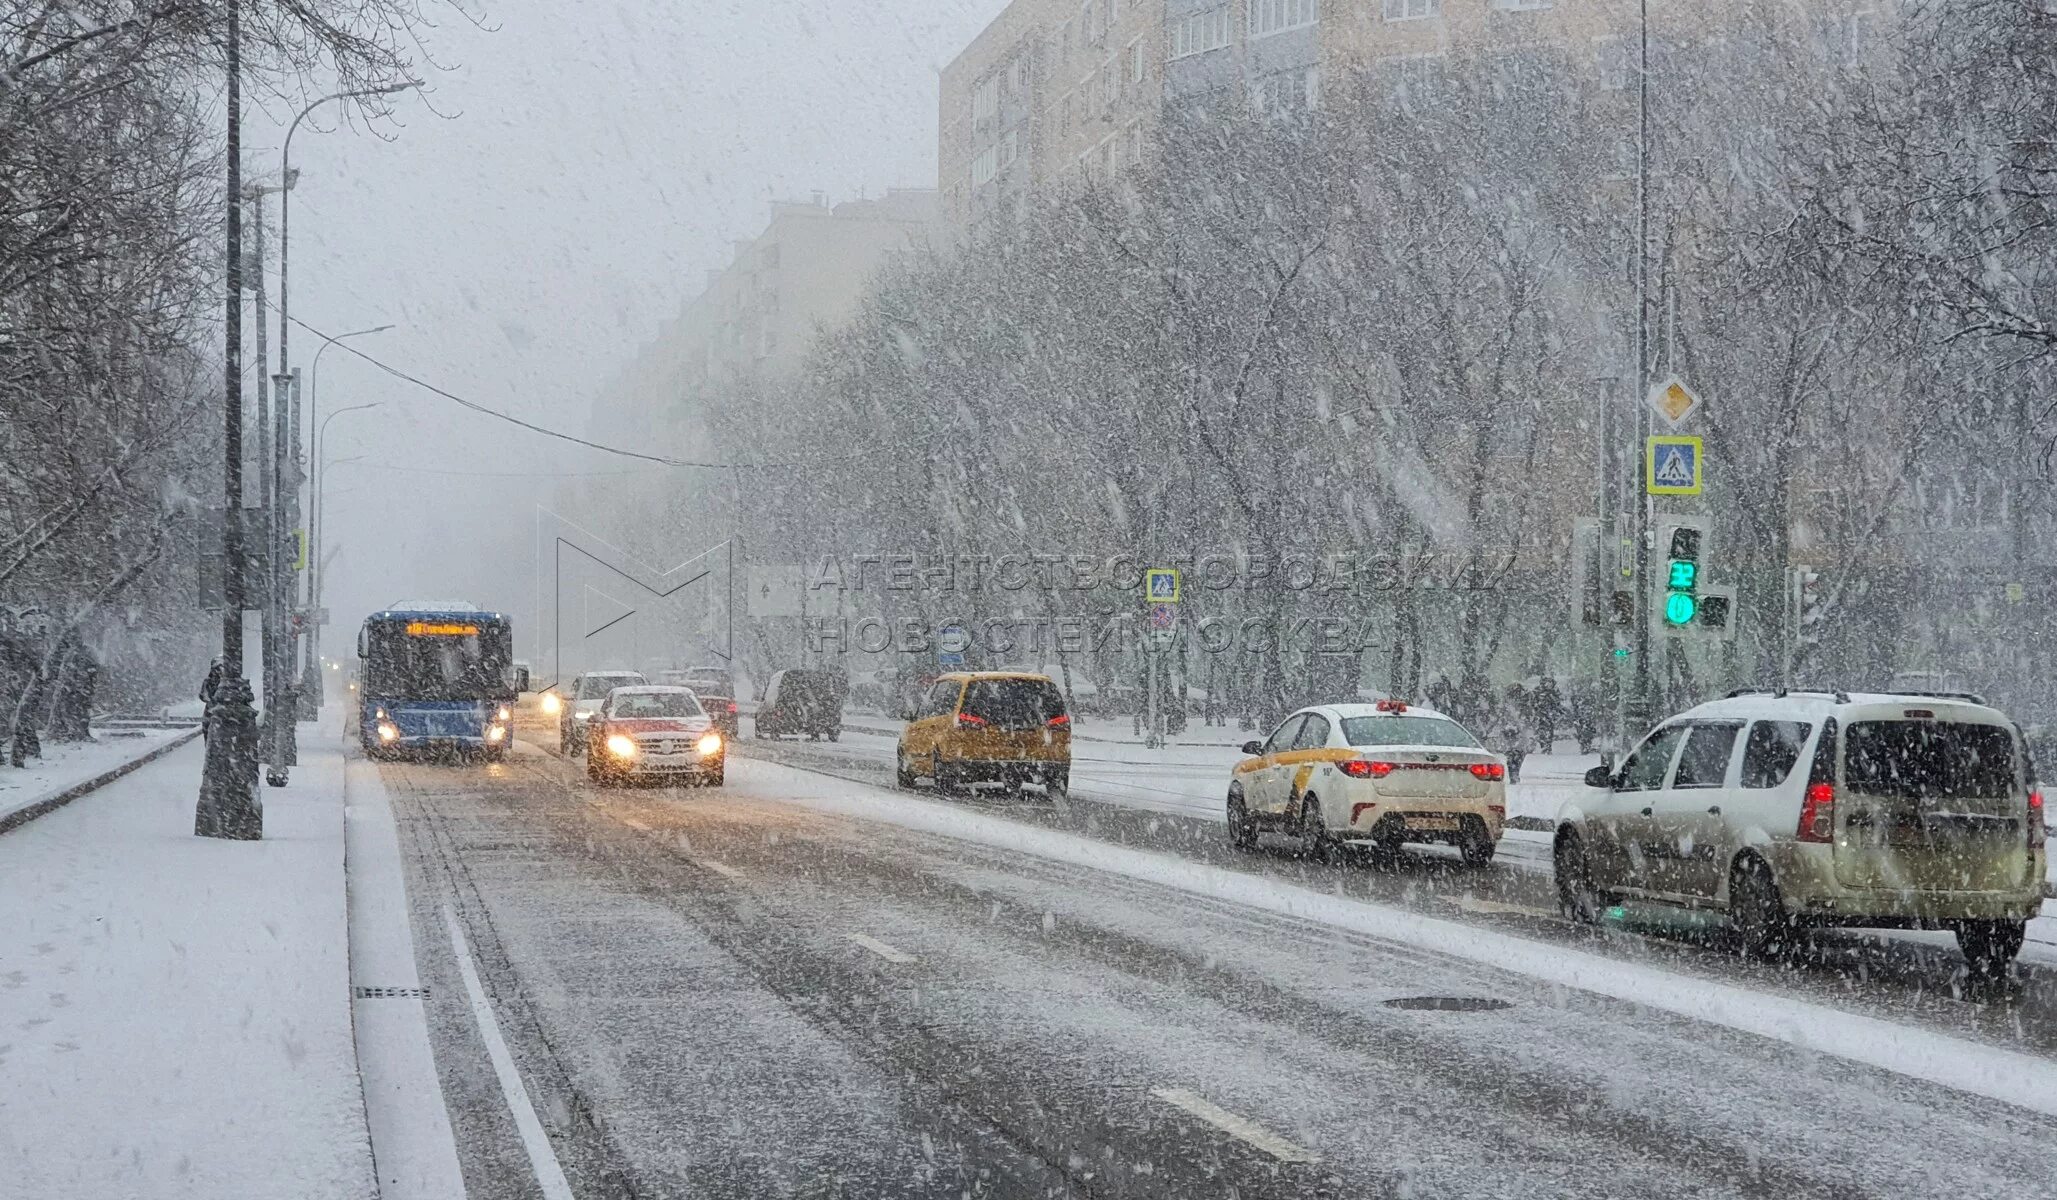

left=280, top=309, right=808, bottom=470
left=351, top=460, right=676, bottom=479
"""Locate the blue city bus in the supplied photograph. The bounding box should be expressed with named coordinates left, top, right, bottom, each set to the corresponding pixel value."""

left=356, top=606, right=528, bottom=760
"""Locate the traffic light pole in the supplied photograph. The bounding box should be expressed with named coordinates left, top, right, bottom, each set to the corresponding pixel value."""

left=1628, top=0, right=1655, bottom=737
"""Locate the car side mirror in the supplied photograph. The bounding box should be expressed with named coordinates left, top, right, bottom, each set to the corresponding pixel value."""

left=1241, top=740, right=1265, bottom=756
left=1583, top=765, right=1614, bottom=789
left=515, top=667, right=530, bottom=694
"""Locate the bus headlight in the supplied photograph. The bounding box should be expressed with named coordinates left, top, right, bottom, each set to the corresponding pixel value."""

left=695, top=732, right=723, bottom=757
left=496, top=704, right=512, bottom=722
left=605, top=734, right=638, bottom=759
left=376, top=722, right=401, bottom=744
left=486, top=724, right=507, bottom=744
left=540, top=693, right=562, bottom=716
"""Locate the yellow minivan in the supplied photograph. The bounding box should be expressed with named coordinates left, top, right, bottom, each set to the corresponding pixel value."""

left=897, top=672, right=1071, bottom=796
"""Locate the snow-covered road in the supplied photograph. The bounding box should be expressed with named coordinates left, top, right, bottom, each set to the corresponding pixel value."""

left=372, top=738, right=2057, bottom=1197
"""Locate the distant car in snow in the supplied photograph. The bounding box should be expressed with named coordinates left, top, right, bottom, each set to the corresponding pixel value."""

left=658, top=668, right=740, bottom=739
left=558, top=670, right=648, bottom=754
left=1227, top=700, right=1506, bottom=864
left=1554, top=689, right=2047, bottom=976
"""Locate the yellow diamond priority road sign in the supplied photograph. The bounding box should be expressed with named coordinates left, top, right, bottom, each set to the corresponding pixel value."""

left=1647, top=375, right=1701, bottom=428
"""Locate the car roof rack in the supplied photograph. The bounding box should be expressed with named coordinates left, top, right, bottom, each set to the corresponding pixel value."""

left=1893, top=690, right=1987, bottom=704
left=1724, top=686, right=1852, bottom=704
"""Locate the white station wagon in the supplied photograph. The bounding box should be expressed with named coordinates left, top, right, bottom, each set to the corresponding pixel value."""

left=1554, top=689, right=2047, bottom=975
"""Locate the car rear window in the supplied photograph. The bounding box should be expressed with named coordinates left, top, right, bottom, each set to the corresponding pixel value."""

left=1843, top=721, right=2016, bottom=800
left=1740, top=720, right=1812, bottom=789
left=1340, top=716, right=1480, bottom=749
left=961, top=679, right=1065, bottom=729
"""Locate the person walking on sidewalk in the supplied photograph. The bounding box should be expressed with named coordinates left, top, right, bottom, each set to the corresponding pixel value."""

left=1531, top=673, right=1562, bottom=754
left=1496, top=683, right=1536, bottom=784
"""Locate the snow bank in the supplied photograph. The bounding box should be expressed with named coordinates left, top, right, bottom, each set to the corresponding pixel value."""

left=0, top=736, right=373, bottom=1197
left=736, top=757, right=2057, bottom=1119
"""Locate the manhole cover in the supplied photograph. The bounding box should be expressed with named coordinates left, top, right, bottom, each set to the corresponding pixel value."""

left=1381, top=995, right=1511, bottom=1012
left=354, top=986, right=431, bottom=1000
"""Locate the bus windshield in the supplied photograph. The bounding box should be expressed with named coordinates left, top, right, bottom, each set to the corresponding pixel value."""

left=363, top=620, right=513, bottom=700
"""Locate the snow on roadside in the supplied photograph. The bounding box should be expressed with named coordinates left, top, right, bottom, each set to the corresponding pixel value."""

left=729, top=754, right=2057, bottom=1119
left=0, top=726, right=195, bottom=826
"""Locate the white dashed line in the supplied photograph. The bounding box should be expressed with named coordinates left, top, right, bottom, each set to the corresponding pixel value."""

left=620, top=816, right=651, bottom=832
left=1150, top=1087, right=1319, bottom=1163
left=693, top=857, right=744, bottom=880
left=443, top=906, right=574, bottom=1199
left=844, top=932, right=916, bottom=964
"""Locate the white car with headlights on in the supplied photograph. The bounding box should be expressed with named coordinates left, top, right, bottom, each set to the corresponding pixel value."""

left=1227, top=700, right=1506, bottom=864
left=586, top=686, right=726, bottom=787
left=557, top=670, right=647, bottom=754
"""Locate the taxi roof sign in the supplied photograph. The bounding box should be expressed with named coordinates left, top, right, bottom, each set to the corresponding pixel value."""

left=1646, top=436, right=1703, bottom=496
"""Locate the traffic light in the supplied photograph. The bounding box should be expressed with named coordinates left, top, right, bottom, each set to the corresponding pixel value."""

left=1657, top=517, right=1710, bottom=633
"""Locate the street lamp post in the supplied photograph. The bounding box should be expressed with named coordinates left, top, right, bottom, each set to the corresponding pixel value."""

left=274, top=81, right=410, bottom=730
left=309, top=402, right=380, bottom=701
left=298, top=326, right=391, bottom=710
left=199, top=0, right=263, bottom=840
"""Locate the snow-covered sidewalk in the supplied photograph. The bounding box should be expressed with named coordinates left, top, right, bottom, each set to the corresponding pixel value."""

left=0, top=724, right=200, bottom=830
left=0, top=733, right=374, bottom=1198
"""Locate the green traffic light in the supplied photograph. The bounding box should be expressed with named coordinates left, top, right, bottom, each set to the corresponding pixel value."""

left=1665, top=592, right=1697, bottom=625
left=1668, top=559, right=1697, bottom=589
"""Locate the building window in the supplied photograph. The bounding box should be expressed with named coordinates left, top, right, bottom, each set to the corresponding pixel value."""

left=1059, top=90, right=1073, bottom=132
left=1010, top=55, right=1029, bottom=93
left=1128, top=121, right=1145, bottom=164
left=972, top=77, right=999, bottom=124
left=1000, top=130, right=1020, bottom=167
left=972, top=146, right=999, bottom=187
left=1170, top=7, right=1233, bottom=59
left=1378, top=51, right=1442, bottom=97
left=1130, top=38, right=1145, bottom=83
left=1382, top=0, right=1437, bottom=19
left=1252, top=66, right=1319, bottom=115
left=1817, top=14, right=1869, bottom=67
left=1248, top=0, right=1318, bottom=39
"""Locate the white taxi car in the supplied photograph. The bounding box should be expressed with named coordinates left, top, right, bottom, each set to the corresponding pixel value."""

left=586, top=685, right=726, bottom=787
left=1227, top=700, right=1507, bottom=863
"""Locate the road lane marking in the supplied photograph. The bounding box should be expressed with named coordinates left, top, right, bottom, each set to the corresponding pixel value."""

left=844, top=932, right=917, bottom=964
left=621, top=816, right=652, bottom=832
left=693, top=857, right=744, bottom=880
left=442, top=905, right=574, bottom=1200
left=1150, top=1087, right=1319, bottom=1163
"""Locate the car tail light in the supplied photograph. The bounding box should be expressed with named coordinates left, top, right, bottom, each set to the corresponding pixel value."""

left=2031, top=790, right=2046, bottom=849
left=1469, top=762, right=1505, bottom=781
left=956, top=712, right=988, bottom=729
left=1339, top=760, right=1395, bottom=779
left=1798, top=782, right=1836, bottom=843
left=727, top=701, right=738, bottom=714
left=1796, top=718, right=1839, bottom=843
left=1047, top=713, right=1071, bottom=727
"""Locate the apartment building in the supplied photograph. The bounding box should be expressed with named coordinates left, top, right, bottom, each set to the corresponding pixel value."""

left=589, top=190, right=939, bottom=445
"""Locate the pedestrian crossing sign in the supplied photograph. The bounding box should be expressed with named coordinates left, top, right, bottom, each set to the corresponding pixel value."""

left=1646, top=436, right=1703, bottom=496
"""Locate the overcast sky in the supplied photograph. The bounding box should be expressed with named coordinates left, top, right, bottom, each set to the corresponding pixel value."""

left=243, top=1, right=1001, bottom=651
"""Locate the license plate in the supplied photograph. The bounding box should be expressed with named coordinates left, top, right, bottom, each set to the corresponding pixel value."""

left=1406, top=815, right=1459, bottom=832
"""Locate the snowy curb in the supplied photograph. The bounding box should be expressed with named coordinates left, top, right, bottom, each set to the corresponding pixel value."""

left=742, top=757, right=2057, bottom=1119
left=0, top=726, right=204, bottom=837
